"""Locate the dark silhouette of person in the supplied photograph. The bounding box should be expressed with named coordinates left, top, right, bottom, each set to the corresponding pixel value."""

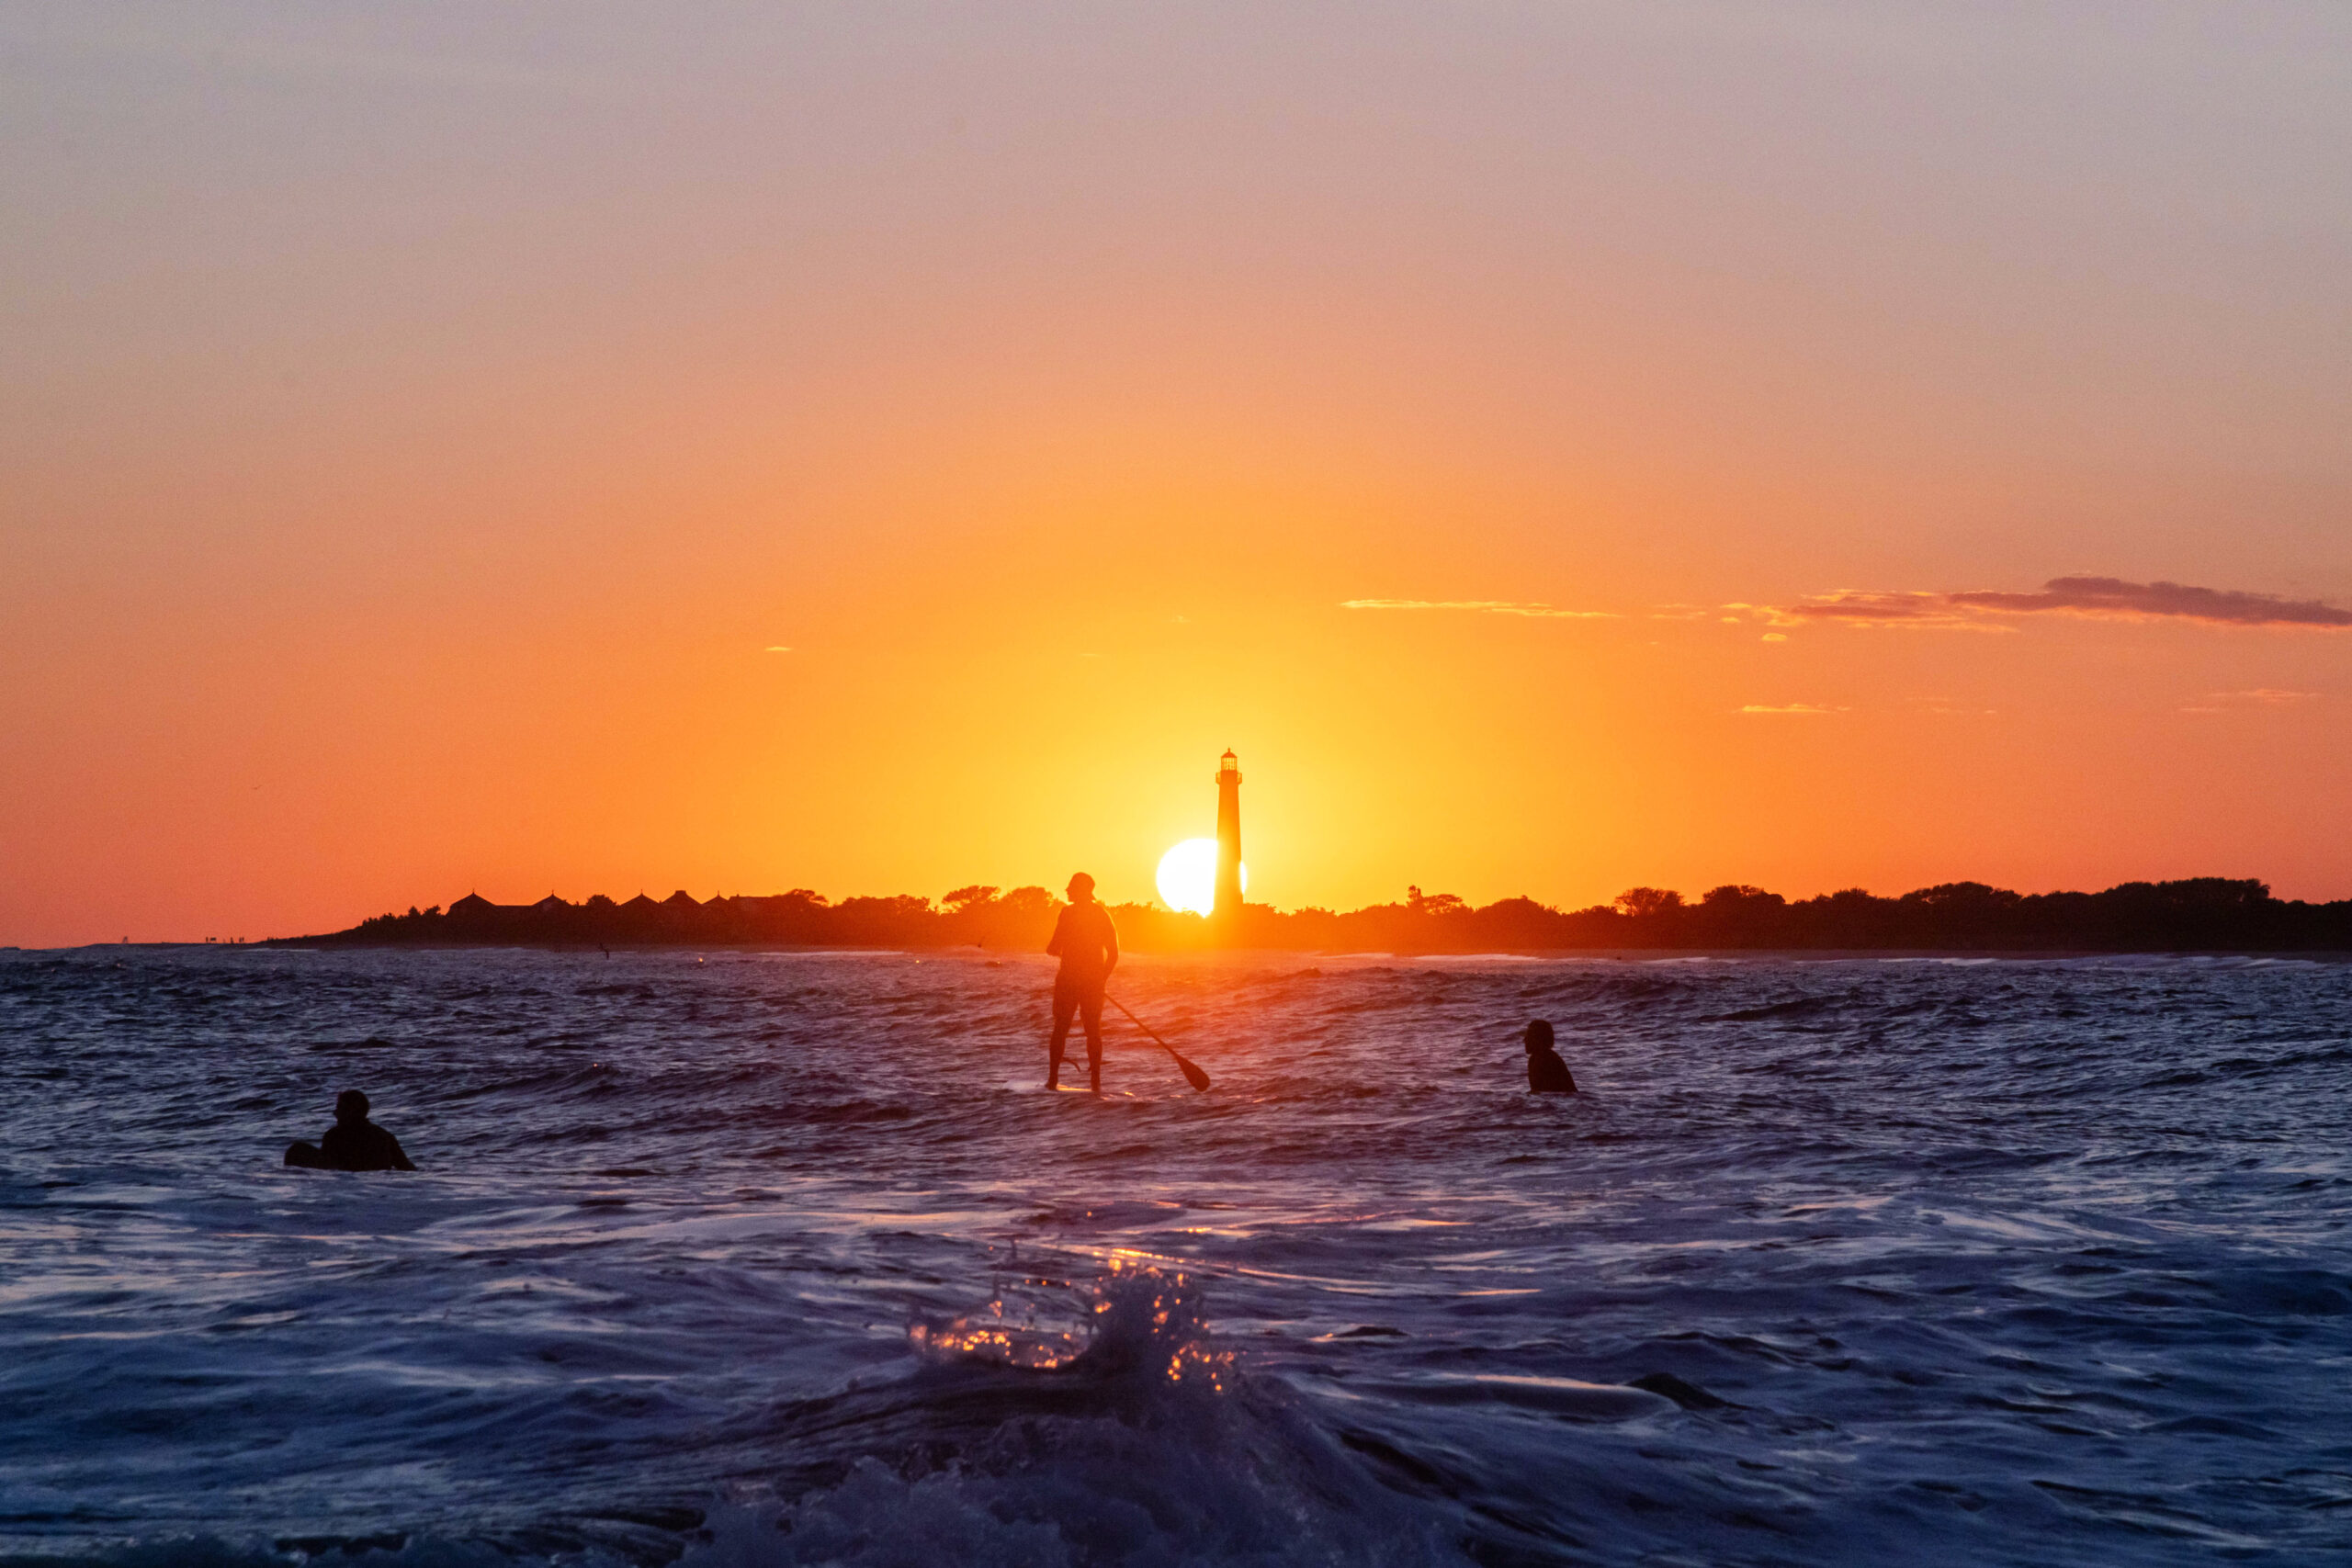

left=1046, top=872, right=1119, bottom=1092
left=1524, top=1021, right=1577, bottom=1094
left=285, top=1089, right=416, bottom=1171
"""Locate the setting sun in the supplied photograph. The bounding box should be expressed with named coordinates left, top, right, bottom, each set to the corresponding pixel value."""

left=1156, top=839, right=1245, bottom=916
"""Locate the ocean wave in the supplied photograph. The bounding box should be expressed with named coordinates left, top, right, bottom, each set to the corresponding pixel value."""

left=3, top=948, right=2348, bottom=1564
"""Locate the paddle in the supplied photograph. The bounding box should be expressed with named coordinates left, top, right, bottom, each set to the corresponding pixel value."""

left=1106, top=994, right=1212, bottom=1092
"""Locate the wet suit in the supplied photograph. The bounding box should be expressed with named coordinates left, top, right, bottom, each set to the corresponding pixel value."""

left=286, top=1116, right=415, bottom=1171
left=1046, top=899, right=1119, bottom=1091
left=1527, top=1046, right=1577, bottom=1094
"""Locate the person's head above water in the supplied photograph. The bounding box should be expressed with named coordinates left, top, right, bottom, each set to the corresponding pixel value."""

left=1523, top=1020, right=1555, bottom=1054
left=335, top=1089, right=371, bottom=1123
left=1066, top=872, right=1096, bottom=904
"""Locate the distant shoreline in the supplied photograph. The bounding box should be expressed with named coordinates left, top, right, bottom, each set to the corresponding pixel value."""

left=17, top=942, right=2352, bottom=963
left=24, top=877, right=2337, bottom=955
left=276, top=943, right=2352, bottom=961
left=232, top=874, right=2352, bottom=956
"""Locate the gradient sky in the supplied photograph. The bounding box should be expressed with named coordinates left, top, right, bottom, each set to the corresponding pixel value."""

left=4, top=2, right=2349, bottom=946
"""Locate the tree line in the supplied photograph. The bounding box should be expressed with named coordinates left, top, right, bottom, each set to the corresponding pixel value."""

left=302, top=876, right=2352, bottom=953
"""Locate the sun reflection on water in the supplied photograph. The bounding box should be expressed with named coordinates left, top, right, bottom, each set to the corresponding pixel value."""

left=909, top=1255, right=1233, bottom=1392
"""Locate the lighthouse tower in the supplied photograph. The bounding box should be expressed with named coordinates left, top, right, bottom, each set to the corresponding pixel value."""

left=1213, top=750, right=1244, bottom=919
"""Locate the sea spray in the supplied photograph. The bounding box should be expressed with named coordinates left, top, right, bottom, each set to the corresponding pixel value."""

left=733, top=1266, right=1459, bottom=1568
left=911, top=1259, right=1230, bottom=1390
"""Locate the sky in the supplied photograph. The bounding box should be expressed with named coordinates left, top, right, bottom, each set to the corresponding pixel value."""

left=3, top=1, right=2349, bottom=946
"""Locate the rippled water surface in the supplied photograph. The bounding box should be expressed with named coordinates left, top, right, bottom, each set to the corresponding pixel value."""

left=3, top=946, right=2349, bottom=1565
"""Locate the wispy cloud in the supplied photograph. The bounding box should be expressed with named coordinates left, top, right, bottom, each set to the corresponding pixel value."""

left=1342, top=599, right=1618, bottom=619
left=763, top=645, right=794, bottom=653
left=1769, top=592, right=2007, bottom=630
left=1954, top=578, right=2352, bottom=627
left=1717, top=601, right=1808, bottom=627
left=1758, top=577, right=2352, bottom=632
left=1738, top=703, right=1848, bottom=716
left=2181, top=688, right=2322, bottom=713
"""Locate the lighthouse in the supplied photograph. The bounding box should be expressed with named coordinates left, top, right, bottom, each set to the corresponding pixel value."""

left=1214, top=750, right=1244, bottom=919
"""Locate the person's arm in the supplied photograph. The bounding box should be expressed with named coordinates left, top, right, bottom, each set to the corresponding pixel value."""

left=1100, top=908, right=1119, bottom=976
left=1046, top=907, right=1067, bottom=957
left=385, top=1131, right=416, bottom=1171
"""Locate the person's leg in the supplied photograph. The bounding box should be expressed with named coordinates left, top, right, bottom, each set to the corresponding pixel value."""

left=1048, top=984, right=1077, bottom=1088
left=1080, top=990, right=1105, bottom=1092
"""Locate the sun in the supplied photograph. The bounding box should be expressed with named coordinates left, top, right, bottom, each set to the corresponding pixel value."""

left=1156, top=839, right=1245, bottom=916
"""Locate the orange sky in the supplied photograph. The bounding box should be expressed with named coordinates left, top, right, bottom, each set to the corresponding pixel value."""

left=5, top=4, right=2350, bottom=946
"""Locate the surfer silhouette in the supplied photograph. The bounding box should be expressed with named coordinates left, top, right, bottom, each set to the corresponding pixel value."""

left=1046, top=872, right=1119, bottom=1093
left=1524, top=1021, right=1577, bottom=1094
left=285, top=1089, right=417, bottom=1171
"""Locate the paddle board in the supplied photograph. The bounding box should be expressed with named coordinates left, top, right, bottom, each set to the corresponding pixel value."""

left=1001, top=1079, right=1152, bottom=1099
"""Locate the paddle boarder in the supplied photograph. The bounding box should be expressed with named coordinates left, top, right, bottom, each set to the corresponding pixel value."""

left=1046, top=872, right=1119, bottom=1092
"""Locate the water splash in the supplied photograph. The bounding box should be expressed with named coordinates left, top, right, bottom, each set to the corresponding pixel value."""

left=910, top=1259, right=1234, bottom=1392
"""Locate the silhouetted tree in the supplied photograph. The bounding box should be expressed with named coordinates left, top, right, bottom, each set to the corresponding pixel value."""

left=1791, top=887, right=1891, bottom=946
left=996, top=886, right=1054, bottom=919
left=1615, top=887, right=1685, bottom=919
left=1693, top=885, right=1789, bottom=945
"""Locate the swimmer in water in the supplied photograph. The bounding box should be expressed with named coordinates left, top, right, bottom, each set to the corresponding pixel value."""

left=1524, top=1020, right=1577, bottom=1094
left=285, top=1089, right=417, bottom=1171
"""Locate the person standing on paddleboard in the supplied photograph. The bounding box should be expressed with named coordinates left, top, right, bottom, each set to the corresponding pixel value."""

left=1046, top=872, right=1119, bottom=1093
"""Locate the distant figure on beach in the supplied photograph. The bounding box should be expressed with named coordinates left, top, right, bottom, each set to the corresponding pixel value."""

left=285, top=1089, right=416, bottom=1171
left=1524, top=1021, right=1577, bottom=1094
left=1046, top=872, right=1120, bottom=1093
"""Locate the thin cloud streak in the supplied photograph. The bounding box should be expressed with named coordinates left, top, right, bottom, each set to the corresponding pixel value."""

left=1341, top=599, right=1618, bottom=619
left=2182, top=688, right=2322, bottom=712
left=1774, top=592, right=2005, bottom=630
left=1955, top=578, right=2352, bottom=627
left=1769, top=577, right=2352, bottom=631
left=1739, top=703, right=1848, bottom=716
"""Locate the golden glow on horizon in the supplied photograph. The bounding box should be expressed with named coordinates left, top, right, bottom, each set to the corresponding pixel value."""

left=1, top=8, right=2348, bottom=945
left=1156, top=840, right=1245, bottom=916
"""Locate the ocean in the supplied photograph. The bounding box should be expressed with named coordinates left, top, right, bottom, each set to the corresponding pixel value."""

left=2, top=946, right=2347, bottom=1565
